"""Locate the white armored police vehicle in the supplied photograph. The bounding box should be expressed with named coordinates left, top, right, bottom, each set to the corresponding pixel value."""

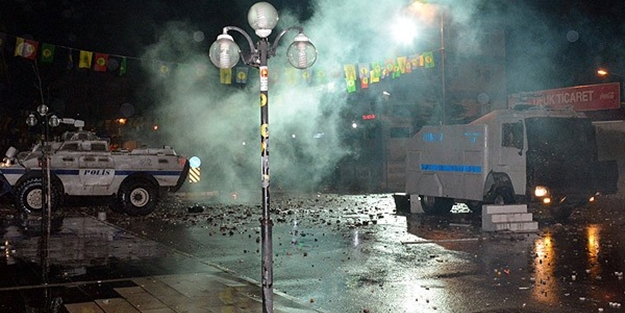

left=0, top=120, right=189, bottom=216
left=398, top=105, right=618, bottom=220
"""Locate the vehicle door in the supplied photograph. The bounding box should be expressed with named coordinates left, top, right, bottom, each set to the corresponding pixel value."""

left=77, top=142, right=115, bottom=186
left=498, top=121, right=526, bottom=194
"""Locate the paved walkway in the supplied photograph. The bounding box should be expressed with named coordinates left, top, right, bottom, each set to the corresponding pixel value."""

left=0, top=214, right=322, bottom=313
left=60, top=271, right=319, bottom=313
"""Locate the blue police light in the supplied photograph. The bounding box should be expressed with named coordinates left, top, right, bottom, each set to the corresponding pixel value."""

left=189, top=156, right=201, bottom=169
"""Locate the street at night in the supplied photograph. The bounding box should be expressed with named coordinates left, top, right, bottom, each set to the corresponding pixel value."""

left=2, top=0, right=625, bottom=312
left=0, top=193, right=625, bottom=312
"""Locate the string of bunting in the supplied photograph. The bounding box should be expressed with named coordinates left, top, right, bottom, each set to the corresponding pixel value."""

left=4, top=32, right=437, bottom=94
left=3, top=32, right=201, bottom=78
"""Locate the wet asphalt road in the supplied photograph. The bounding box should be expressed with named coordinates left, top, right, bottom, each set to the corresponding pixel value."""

left=95, top=193, right=625, bottom=313
left=1, top=193, right=625, bottom=312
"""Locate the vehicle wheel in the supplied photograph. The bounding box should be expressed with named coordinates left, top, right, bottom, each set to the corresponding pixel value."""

left=550, top=205, right=575, bottom=221
left=466, top=201, right=483, bottom=215
left=15, top=177, right=61, bottom=214
left=493, top=186, right=515, bottom=205
left=171, top=160, right=190, bottom=192
left=116, top=179, right=158, bottom=216
left=420, top=195, right=453, bottom=215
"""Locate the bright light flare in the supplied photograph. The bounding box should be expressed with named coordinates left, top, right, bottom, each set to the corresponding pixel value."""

left=189, top=156, right=201, bottom=169
left=391, top=16, right=418, bottom=45
left=406, top=1, right=438, bottom=24
left=534, top=186, right=548, bottom=197
left=597, top=69, right=608, bottom=76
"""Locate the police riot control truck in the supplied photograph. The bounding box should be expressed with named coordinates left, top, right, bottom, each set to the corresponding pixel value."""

left=397, top=105, right=618, bottom=220
left=0, top=119, right=190, bottom=216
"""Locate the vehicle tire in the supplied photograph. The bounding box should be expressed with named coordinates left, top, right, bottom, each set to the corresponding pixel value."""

left=15, top=177, right=61, bottom=214
left=171, top=160, right=190, bottom=192
left=116, top=179, right=158, bottom=216
left=420, top=195, right=454, bottom=215
left=550, top=205, right=575, bottom=222
left=466, top=201, right=483, bottom=215
left=493, top=186, right=515, bottom=205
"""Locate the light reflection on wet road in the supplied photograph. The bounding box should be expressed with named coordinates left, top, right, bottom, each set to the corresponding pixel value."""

left=0, top=194, right=624, bottom=312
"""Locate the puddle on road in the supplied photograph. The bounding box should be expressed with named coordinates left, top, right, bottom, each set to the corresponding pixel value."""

left=0, top=214, right=172, bottom=312
left=402, top=205, right=625, bottom=312
left=0, top=215, right=168, bottom=284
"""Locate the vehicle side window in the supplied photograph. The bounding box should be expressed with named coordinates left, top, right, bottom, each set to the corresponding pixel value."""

left=91, top=143, right=107, bottom=151
left=61, top=143, right=79, bottom=151
left=502, top=122, right=524, bottom=149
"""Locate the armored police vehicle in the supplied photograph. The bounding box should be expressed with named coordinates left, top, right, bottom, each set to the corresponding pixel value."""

left=398, top=106, right=618, bottom=220
left=0, top=121, right=189, bottom=216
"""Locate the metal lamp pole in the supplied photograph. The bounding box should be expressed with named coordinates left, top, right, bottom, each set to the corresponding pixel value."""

left=26, top=105, right=60, bottom=215
left=26, top=105, right=59, bottom=268
left=439, top=7, right=446, bottom=125
left=208, top=2, right=317, bottom=312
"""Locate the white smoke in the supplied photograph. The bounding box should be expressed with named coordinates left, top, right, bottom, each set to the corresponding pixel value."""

left=136, top=0, right=504, bottom=199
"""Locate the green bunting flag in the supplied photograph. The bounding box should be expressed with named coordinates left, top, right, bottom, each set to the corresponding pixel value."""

left=346, top=78, right=356, bottom=93
left=235, top=67, right=248, bottom=84
left=423, top=51, right=435, bottom=68
left=40, top=43, right=55, bottom=63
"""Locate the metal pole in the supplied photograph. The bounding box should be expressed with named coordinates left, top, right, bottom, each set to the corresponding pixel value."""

left=440, top=9, right=446, bottom=125
left=40, top=120, right=48, bottom=224
left=258, top=38, right=274, bottom=313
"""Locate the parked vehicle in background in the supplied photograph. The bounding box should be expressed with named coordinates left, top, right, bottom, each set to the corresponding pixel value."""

left=0, top=120, right=189, bottom=216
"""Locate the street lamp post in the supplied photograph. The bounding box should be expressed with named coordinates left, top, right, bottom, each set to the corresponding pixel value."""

left=439, top=7, right=446, bottom=125
left=208, top=2, right=317, bottom=312
left=26, top=104, right=60, bottom=260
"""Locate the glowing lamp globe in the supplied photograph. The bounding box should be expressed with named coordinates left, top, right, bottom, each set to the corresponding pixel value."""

left=247, top=2, right=279, bottom=38
left=208, top=34, right=240, bottom=69
left=287, top=33, right=317, bottom=69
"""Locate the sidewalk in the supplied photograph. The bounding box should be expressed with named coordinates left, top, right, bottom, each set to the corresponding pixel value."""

left=62, top=270, right=321, bottom=313
left=0, top=214, right=323, bottom=313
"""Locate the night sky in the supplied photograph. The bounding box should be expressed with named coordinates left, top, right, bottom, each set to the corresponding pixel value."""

left=2, top=0, right=624, bottom=94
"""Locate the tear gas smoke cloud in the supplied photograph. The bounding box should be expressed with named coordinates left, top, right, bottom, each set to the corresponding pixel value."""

left=135, top=0, right=609, bottom=199
left=136, top=0, right=485, bottom=199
